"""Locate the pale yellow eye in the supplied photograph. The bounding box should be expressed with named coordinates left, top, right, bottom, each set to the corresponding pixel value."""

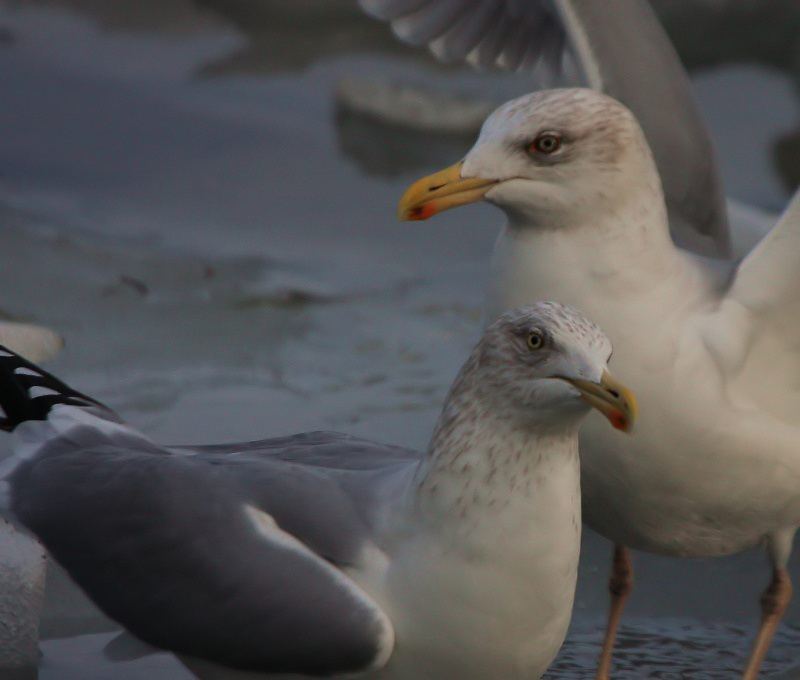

left=526, top=331, right=544, bottom=350
left=528, top=132, right=562, bottom=155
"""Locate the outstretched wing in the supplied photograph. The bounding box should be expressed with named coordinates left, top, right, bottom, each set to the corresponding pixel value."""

left=0, top=347, right=395, bottom=676
left=724, top=190, right=800, bottom=321
left=359, top=0, right=731, bottom=257
left=703, top=190, right=800, bottom=423
left=361, top=0, right=565, bottom=72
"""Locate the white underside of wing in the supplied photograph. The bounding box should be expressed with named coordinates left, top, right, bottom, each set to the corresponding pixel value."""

left=727, top=197, right=778, bottom=258
left=726, top=190, right=800, bottom=316
left=699, top=190, right=800, bottom=411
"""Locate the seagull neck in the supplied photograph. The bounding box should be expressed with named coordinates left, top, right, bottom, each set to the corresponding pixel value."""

left=491, top=196, right=685, bottom=313
left=414, top=378, right=581, bottom=527
left=508, top=195, right=677, bottom=278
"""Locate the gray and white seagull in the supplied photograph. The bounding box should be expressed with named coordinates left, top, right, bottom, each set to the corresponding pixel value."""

left=0, top=302, right=635, bottom=680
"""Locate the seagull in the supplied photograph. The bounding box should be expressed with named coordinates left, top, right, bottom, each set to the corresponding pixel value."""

left=0, top=302, right=636, bottom=680
left=397, top=86, right=800, bottom=680
left=359, top=0, right=732, bottom=258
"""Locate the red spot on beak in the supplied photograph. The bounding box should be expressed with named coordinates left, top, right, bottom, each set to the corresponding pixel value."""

left=610, top=411, right=627, bottom=431
left=408, top=204, right=437, bottom=221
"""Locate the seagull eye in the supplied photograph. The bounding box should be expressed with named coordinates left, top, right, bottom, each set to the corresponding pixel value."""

left=528, top=132, right=562, bottom=155
left=526, top=330, right=545, bottom=350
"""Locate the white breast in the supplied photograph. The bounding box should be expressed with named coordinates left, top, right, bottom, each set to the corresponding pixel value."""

left=375, top=443, right=582, bottom=680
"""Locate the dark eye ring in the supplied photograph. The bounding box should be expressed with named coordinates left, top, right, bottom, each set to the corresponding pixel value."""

left=528, top=132, right=562, bottom=155
left=526, top=330, right=545, bottom=350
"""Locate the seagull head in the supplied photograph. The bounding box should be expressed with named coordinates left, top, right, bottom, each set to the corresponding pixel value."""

left=469, top=302, right=636, bottom=433
left=398, top=88, right=660, bottom=228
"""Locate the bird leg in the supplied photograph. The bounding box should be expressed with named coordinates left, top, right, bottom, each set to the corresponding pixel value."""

left=596, top=543, right=633, bottom=680
left=742, top=567, right=792, bottom=680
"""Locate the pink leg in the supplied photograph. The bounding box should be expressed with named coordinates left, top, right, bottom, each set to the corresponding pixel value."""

left=742, top=567, right=792, bottom=680
left=596, top=544, right=633, bottom=680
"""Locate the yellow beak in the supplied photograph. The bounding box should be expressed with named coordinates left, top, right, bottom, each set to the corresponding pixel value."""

left=560, top=370, right=638, bottom=433
left=397, top=161, right=498, bottom=221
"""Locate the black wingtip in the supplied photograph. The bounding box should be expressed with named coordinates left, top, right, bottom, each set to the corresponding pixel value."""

left=0, top=345, right=101, bottom=431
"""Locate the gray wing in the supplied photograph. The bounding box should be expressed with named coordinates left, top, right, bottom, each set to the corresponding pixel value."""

left=10, top=431, right=396, bottom=675
left=172, top=430, right=422, bottom=542
left=555, top=0, right=730, bottom=257
left=360, top=0, right=565, bottom=71
left=0, top=350, right=397, bottom=675
left=359, top=0, right=731, bottom=257
left=172, top=430, right=421, bottom=470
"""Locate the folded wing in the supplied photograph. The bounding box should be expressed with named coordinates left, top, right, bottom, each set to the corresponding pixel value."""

left=0, top=348, right=396, bottom=676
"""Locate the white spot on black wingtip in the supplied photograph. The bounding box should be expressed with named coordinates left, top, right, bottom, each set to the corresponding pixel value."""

left=0, top=350, right=14, bottom=357
left=28, top=386, right=62, bottom=400
left=14, top=367, right=42, bottom=377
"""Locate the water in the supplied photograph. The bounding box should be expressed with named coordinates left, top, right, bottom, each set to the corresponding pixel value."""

left=1, top=1, right=800, bottom=678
